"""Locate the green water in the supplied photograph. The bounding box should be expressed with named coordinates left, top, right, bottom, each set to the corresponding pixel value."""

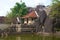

left=0, top=34, right=60, bottom=40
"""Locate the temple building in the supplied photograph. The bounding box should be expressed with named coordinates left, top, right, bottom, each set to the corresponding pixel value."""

left=22, top=11, right=39, bottom=25
left=0, top=5, right=54, bottom=33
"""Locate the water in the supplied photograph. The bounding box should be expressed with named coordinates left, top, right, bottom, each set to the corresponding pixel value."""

left=0, top=34, right=60, bottom=40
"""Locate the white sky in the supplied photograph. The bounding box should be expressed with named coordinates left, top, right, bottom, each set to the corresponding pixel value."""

left=0, top=0, right=52, bottom=16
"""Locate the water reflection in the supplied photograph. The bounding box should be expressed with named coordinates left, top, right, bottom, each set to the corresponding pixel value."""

left=16, top=36, right=21, bottom=40
left=0, top=34, right=60, bottom=40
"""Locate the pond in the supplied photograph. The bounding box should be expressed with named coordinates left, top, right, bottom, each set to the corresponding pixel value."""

left=0, top=34, right=60, bottom=40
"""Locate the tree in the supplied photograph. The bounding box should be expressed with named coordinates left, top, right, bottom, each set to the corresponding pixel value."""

left=11, top=2, right=27, bottom=17
left=6, top=2, right=28, bottom=18
left=6, top=2, right=28, bottom=23
left=50, top=0, right=60, bottom=30
left=50, top=0, right=60, bottom=17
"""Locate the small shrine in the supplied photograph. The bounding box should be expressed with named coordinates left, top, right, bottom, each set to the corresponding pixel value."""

left=22, top=11, right=39, bottom=25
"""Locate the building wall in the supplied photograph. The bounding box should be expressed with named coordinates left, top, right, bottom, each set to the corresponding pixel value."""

left=24, top=18, right=35, bottom=25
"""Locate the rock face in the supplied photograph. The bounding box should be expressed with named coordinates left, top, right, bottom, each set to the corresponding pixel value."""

left=35, top=5, right=53, bottom=33
left=26, top=5, right=53, bottom=33
left=44, top=17, right=53, bottom=33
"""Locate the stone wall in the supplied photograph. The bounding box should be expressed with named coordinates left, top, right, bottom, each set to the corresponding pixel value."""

left=0, top=24, right=10, bottom=30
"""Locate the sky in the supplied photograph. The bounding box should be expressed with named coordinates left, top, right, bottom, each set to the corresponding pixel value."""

left=0, top=0, right=52, bottom=16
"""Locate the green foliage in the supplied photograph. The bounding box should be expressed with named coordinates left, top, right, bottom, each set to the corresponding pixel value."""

left=50, top=0, right=60, bottom=29
left=6, top=2, right=28, bottom=24
left=7, top=2, right=28, bottom=18
left=50, top=0, right=60, bottom=17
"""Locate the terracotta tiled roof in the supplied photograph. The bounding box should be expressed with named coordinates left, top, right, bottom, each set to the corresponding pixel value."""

left=22, top=11, right=37, bottom=18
